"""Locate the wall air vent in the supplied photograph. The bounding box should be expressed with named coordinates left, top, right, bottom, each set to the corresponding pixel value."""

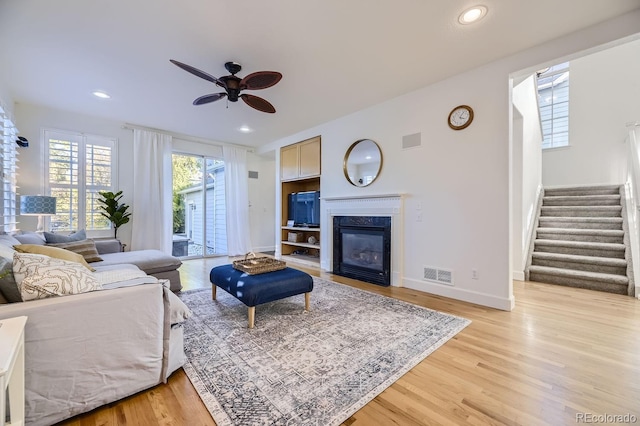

left=423, top=266, right=454, bottom=286
left=402, top=132, right=421, bottom=150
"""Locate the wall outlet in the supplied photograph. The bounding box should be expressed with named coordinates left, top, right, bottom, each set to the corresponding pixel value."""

left=472, top=269, right=479, bottom=280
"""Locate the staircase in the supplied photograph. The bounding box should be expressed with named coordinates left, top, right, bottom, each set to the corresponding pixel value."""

left=526, top=185, right=632, bottom=295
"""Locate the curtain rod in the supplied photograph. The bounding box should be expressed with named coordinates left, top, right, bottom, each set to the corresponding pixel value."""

left=121, top=123, right=255, bottom=152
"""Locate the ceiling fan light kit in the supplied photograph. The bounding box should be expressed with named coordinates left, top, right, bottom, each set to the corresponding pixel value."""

left=170, top=59, right=282, bottom=113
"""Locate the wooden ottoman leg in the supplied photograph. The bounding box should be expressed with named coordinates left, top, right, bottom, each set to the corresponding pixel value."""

left=248, top=306, right=255, bottom=329
left=212, top=284, right=217, bottom=300
left=305, top=292, right=311, bottom=311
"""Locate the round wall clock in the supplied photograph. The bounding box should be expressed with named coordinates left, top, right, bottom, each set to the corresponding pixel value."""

left=448, top=105, right=474, bottom=130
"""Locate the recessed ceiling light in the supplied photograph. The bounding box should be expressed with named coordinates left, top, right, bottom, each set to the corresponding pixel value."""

left=458, top=5, right=488, bottom=25
left=238, top=125, right=253, bottom=133
left=92, top=91, right=111, bottom=99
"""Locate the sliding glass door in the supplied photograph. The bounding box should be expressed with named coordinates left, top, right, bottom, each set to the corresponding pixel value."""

left=172, top=153, right=227, bottom=258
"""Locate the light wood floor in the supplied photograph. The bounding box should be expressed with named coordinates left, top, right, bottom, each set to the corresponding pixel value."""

left=58, top=256, right=640, bottom=426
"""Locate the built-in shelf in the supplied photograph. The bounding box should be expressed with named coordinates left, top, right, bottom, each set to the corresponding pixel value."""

left=281, top=241, right=321, bottom=250
left=282, top=253, right=320, bottom=266
left=281, top=226, right=320, bottom=232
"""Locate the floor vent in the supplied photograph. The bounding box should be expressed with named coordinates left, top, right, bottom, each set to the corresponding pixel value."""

left=424, top=266, right=454, bottom=285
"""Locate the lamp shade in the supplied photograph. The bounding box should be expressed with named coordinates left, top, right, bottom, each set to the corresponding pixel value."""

left=20, top=195, right=57, bottom=215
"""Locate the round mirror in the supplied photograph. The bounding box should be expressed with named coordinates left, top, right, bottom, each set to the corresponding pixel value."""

left=343, top=139, right=382, bottom=187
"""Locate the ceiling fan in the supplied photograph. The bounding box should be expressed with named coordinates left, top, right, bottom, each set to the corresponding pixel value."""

left=170, top=59, right=282, bottom=113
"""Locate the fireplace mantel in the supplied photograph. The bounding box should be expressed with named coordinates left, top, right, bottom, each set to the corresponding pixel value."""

left=321, top=194, right=404, bottom=286
left=322, top=193, right=406, bottom=201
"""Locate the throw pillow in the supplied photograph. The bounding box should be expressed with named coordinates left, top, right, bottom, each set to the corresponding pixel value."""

left=0, top=256, right=22, bottom=303
left=13, top=232, right=46, bottom=245
left=13, top=244, right=95, bottom=271
left=43, top=229, right=87, bottom=244
left=12, top=252, right=102, bottom=301
left=48, top=239, right=103, bottom=263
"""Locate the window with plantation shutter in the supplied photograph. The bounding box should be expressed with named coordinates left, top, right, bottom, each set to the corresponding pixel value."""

left=44, top=129, right=117, bottom=235
left=0, top=104, right=19, bottom=233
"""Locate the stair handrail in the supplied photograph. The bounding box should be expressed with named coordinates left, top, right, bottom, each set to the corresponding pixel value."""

left=624, top=121, right=640, bottom=298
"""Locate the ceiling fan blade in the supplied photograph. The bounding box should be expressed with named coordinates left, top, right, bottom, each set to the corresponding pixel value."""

left=240, top=71, right=282, bottom=90
left=241, top=94, right=276, bottom=113
left=170, top=59, right=220, bottom=84
left=193, top=93, right=227, bottom=105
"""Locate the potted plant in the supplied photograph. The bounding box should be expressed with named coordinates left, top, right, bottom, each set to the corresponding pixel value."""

left=97, top=190, right=131, bottom=239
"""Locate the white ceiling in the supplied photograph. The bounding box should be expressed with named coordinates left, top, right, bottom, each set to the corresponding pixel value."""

left=1, top=0, right=639, bottom=147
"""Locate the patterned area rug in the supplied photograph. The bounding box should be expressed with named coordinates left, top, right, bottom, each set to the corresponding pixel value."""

left=178, top=277, right=470, bottom=426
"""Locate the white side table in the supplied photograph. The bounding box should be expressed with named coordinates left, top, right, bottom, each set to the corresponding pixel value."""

left=0, top=316, right=27, bottom=426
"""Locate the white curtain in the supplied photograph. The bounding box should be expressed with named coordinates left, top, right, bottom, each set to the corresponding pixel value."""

left=223, top=146, right=252, bottom=256
left=131, top=129, right=173, bottom=253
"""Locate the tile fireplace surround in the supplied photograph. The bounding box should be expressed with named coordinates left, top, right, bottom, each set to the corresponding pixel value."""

left=321, top=194, right=404, bottom=286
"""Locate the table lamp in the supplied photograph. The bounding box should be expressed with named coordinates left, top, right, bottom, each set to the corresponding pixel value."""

left=20, top=195, right=57, bottom=232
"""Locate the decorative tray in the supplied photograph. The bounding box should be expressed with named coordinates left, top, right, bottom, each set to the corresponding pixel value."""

left=232, top=253, right=286, bottom=275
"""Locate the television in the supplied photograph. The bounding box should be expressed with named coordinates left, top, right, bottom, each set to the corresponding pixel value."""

left=288, top=190, right=320, bottom=227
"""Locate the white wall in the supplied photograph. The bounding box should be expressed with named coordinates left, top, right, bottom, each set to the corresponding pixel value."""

left=247, top=155, right=276, bottom=253
left=262, top=11, right=640, bottom=311
left=543, top=38, right=640, bottom=186
left=15, top=103, right=276, bottom=252
left=512, top=75, right=544, bottom=279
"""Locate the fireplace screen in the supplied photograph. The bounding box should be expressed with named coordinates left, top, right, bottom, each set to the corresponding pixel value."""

left=333, top=216, right=391, bottom=286
left=342, top=232, right=384, bottom=271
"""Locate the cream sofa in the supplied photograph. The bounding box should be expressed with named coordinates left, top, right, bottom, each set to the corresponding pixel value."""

left=0, top=235, right=190, bottom=426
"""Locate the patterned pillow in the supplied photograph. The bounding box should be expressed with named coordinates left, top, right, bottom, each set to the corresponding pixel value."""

left=48, top=239, right=103, bottom=263
left=13, top=244, right=95, bottom=271
left=12, top=252, right=102, bottom=301
left=43, top=229, right=87, bottom=244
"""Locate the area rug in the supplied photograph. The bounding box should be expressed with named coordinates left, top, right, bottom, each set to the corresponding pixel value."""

left=178, top=277, right=470, bottom=426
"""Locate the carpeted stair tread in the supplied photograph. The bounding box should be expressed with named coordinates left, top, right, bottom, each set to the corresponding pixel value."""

left=535, top=228, right=623, bottom=243
left=531, top=251, right=627, bottom=267
left=540, top=205, right=622, bottom=217
left=528, top=265, right=628, bottom=284
left=536, top=228, right=623, bottom=237
left=534, top=239, right=625, bottom=250
left=528, top=266, right=628, bottom=294
left=542, top=194, right=621, bottom=206
left=537, top=216, right=623, bottom=230
left=544, top=185, right=621, bottom=197
left=531, top=252, right=627, bottom=275
left=534, top=239, right=626, bottom=259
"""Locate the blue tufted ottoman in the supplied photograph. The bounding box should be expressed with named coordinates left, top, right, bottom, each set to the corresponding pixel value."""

left=209, top=264, right=314, bottom=328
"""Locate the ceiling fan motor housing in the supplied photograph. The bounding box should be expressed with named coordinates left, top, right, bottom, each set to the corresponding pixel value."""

left=218, top=75, right=241, bottom=101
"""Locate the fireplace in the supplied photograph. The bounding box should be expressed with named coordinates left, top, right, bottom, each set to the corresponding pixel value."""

left=333, top=216, right=391, bottom=286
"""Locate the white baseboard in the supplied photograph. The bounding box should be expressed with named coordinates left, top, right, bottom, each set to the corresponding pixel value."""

left=403, top=278, right=515, bottom=311
left=513, top=271, right=525, bottom=281
left=253, top=245, right=276, bottom=254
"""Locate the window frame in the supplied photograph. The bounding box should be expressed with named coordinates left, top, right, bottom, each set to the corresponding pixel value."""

left=537, top=62, right=570, bottom=150
left=43, top=128, right=119, bottom=237
left=0, top=104, right=19, bottom=233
